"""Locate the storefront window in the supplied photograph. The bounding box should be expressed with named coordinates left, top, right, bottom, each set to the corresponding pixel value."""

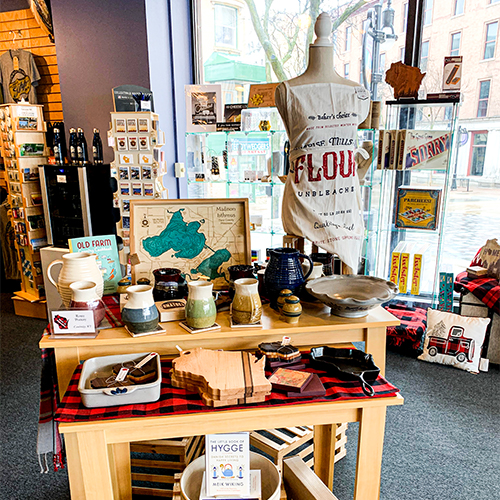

left=450, top=32, right=461, bottom=56
left=469, top=132, right=488, bottom=176
left=484, top=21, right=498, bottom=59
left=477, top=80, right=490, bottom=117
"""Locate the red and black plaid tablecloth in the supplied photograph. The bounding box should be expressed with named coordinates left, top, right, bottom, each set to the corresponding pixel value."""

left=454, top=271, right=500, bottom=316
left=384, top=302, right=427, bottom=355
left=55, top=357, right=400, bottom=423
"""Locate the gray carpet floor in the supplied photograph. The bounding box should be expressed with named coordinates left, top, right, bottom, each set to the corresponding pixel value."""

left=0, top=291, right=499, bottom=500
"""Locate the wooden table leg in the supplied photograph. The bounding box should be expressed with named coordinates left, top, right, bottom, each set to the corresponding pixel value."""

left=108, top=442, right=132, bottom=500
left=365, top=327, right=387, bottom=376
left=54, top=346, right=80, bottom=399
left=313, top=424, right=337, bottom=489
left=69, top=430, right=114, bottom=500
left=354, top=406, right=387, bottom=500
left=65, top=433, right=86, bottom=500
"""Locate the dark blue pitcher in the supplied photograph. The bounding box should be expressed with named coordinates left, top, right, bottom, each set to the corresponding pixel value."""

left=264, top=247, right=313, bottom=308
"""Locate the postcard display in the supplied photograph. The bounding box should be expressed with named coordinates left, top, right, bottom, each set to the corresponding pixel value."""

left=371, top=97, right=460, bottom=305
left=0, top=103, right=48, bottom=300
left=108, top=112, right=166, bottom=253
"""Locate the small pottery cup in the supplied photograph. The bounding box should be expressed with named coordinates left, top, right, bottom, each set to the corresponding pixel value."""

left=282, top=295, right=302, bottom=324
left=232, top=278, right=262, bottom=325
left=185, top=281, right=217, bottom=329
left=69, top=281, right=106, bottom=327
left=121, top=285, right=159, bottom=334
left=277, top=289, right=293, bottom=311
left=137, top=277, right=151, bottom=286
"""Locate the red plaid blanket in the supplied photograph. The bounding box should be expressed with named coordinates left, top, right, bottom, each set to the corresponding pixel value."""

left=454, top=271, right=500, bottom=315
left=38, top=295, right=123, bottom=472
left=384, top=302, right=427, bottom=354
left=55, top=357, right=399, bottom=423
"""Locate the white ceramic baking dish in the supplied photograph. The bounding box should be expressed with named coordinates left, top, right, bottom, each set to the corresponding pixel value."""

left=78, top=352, right=161, bottom=408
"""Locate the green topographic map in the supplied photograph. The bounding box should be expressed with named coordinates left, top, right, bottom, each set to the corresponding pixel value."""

left=142, top=209, right=231, bottom=280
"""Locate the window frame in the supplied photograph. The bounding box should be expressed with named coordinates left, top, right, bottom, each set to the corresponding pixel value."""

left=344, top=62, right=350, bottom=79
left=468, top=131, right=488, bottom=176
left=420, top=40, right=430, bottom=72
left=423, top=0, right=433, bottom=26
left=484, top=21, right=498, bottom=59
left=345, top=26, right=352, bottom=52
left=450, top=31, right=461, bottom=56
left=214, top=3, right=238, bottom=50
left=477, top=79, right=491, bottom=117
left=453, top=0, right=465, bottom=16
left=402, top=3, right=408, bottom=33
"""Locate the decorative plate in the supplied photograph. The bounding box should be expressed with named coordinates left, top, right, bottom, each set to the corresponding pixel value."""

left=305, top=275, right=398, bottom=318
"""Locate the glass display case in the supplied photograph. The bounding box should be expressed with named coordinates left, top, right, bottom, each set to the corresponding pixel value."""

left=368, top=97, right=461, bottom=305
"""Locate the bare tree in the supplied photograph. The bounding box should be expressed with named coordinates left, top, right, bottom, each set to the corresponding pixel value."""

left=244, top=0, right=367, bottom=82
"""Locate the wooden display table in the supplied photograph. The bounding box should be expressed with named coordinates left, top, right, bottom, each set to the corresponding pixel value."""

left=39, top=303, right=399, bottom=397
left=59, top=392, right=403, bottom=500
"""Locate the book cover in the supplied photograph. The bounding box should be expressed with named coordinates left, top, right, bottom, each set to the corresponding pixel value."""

left=376, top=130, right=385, bottom=170
left=445, top=273, right=454, bottom=311
left=205, top=433, right=250, bottom=497
left=200, top=470, right=261, bottom=500
left=399, top=130, right=451, bottom=171
left=68, top=235, right=122, bottom=294
left=388, top=130, right=399, bottom=170
left=438, top=272, right=447, bottom=311
left=395, top=187, right=442, bottom=231
left=268, top=368, right=313, bottom=392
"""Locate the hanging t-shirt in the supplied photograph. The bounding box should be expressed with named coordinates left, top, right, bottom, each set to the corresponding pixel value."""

left=275, top=81, right=370, bottom=271
left=0, top=49, right=41, bottom=104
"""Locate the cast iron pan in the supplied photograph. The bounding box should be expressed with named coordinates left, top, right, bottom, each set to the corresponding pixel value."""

left=309, top=347, right=380, bottom=396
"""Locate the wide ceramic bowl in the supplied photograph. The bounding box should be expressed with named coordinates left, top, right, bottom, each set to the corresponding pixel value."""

left=305, top=275, right=398, bottom=318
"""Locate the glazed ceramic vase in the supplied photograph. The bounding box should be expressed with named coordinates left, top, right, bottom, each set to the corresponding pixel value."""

left=232, top=278, right=262, bottom=325
left=69, top=281, right=106, bottom=327
left=185, top=281, right=217, bottom=329
left=121, top=285, right=159, bottom=334
left=47, top=252, right=104, bottom=308
left=153, top=268, right=187, bottom=301
left=264, top=247, right=313, bottom=308
left=282, top=295, right=302, bottom=324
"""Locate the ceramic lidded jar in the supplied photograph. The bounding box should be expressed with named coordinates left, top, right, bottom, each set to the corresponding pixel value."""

left=69, top=281, right=106, bottom=327
left=232, top=278, right=262, bottom=325
left=282, top=295, right=302, bottom=324
left=121, top=285, right=159, bottom=334
left=185, top=281, right=217, bottom=329
left=47, top=252, right=104, bottom=308
left=277, top=289, right=293, bottom=311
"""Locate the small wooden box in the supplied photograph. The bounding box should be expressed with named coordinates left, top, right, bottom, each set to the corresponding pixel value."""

left=12, top=296, right=47, bottom=319
left=131, top=435, right=204, bottom=498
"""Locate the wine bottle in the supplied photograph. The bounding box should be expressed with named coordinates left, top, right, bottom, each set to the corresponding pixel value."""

left=69, top=128, right=78, bottom=164
left=76, top=128, right=89, bottom=164
left=92, top=128, right=103, bottom=164
left=53, top=127, right=65, bottom=164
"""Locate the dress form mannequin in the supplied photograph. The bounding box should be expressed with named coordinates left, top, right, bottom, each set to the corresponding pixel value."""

left=275, top=13, right=370, bottom=274
left=286, top=12, right=358, bottom=88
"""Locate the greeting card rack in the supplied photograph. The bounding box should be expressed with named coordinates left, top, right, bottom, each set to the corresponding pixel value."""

left=0, top=103, right=48, bottom=303
left=108, top=111, right=166, bottom=258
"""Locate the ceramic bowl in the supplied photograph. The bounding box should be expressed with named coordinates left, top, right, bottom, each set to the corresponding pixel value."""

left=305, top=275, right=398, bottom=318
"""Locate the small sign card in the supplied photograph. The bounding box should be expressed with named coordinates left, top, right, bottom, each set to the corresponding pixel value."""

left=51, top=309, right=96, bottom=338
left=205, top=433, right=250, bottom=497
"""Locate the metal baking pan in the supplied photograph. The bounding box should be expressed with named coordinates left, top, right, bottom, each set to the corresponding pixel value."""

left=309, top=347, right=380, bottom=396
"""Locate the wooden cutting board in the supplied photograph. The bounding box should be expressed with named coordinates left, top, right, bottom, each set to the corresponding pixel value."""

left=171, top=348, right=271, bottom=404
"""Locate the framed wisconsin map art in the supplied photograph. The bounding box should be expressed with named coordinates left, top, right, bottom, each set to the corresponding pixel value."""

left=130, top=199, right=251, bottom=289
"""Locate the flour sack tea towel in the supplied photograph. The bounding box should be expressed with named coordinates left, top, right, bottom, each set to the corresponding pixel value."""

left=276, top=82, right=370, bottom=270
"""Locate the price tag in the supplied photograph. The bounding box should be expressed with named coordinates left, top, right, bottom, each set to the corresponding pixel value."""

left=135, top=352, right=158, bottom=369
left=115, top=367, right=130, bottom=382
left=57, top=175, right=67, bottom=183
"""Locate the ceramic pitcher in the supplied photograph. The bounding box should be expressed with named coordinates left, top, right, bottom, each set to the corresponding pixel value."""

left=232, top=278, right=262, bottom=325
left=69, top=281, right=106, bottom=327
left=264, top=247, right=313, bottom=308
left=185, top=281, right=217, bottom=329
left=47, top=252, right=104, bottom=308
left=121, top=285, right=159, bottom=334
